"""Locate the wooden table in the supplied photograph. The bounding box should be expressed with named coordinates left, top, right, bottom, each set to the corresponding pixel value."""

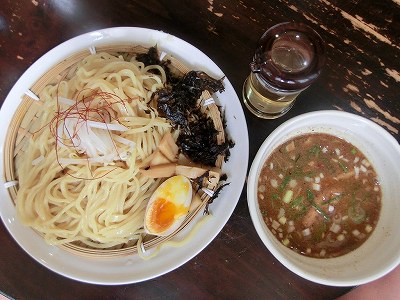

left=0, top=1, right=398, bottom=299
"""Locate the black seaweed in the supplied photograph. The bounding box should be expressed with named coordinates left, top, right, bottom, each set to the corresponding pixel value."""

left=192, top=171, right=230, bottom=214
left=156, top=71, right=225, bottom=124
left=154, top=70, right=233, bottom=166
left=177, top=113, right=234, bottom=166
left=136, top=46, right=159, bottom=66
left=204, top=182, right=230, bottom=214
left=136, top=46, right=180, bottom=84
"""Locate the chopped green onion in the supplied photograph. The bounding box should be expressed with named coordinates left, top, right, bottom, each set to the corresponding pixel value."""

left=306, top=189, right=315, bottom=201
left=306, top=188, right=330, bottom=221
left=338, top=161, right=348, bottom=173
left=309, top=145, right=321, bottom=156
left=304, top=171, right=318, bottom=178
left=293, top=206, right=308, bottom=220
left=271, top=193, right=279, bottom=208
left=322, top=157, right=335, bottom=174
left=348, top=206, right=366, bottom=224
left=322, top=194, right=343, bottom=205
left=312, top=202, right=330, bottom=221
left=279, top=176, right=291, bottom=191
left=291, top=196, right=304, bottom=208
left=351, top=148, right=357, bottom=155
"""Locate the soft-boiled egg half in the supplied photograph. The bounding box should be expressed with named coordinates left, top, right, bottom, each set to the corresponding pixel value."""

left=144, top=175, right=193, bottom=236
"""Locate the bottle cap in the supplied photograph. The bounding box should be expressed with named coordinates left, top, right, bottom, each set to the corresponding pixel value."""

left=250, top=22, right=326, bottom=91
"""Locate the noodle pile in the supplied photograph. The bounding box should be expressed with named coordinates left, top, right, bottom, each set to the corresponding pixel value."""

left=15, top=51, right=173, bottom=248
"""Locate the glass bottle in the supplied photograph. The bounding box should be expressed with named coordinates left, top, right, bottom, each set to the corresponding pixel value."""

left=242, top=22, right=326, bottom=119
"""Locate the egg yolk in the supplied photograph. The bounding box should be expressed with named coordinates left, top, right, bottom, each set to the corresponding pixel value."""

left=149, top=197, right=188, bottom=233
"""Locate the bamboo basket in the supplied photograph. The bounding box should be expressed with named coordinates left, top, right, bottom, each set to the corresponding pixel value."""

left=3, top=44, right=226, bottom=258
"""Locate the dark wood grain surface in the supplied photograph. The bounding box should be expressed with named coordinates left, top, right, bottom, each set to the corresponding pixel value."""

left=0, top=1, right=399, bottom=299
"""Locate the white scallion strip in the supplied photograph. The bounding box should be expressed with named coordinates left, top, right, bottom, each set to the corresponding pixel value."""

left=57, top=121, right=64, bottom=144
left=285, top=141, right=295, bottom=152
left=59, top=114, right=130, bottom=159
left=4, top=180, right=18, bottom=188
left=88, top=45, right=96, bottom=55
left=58, top=97, right=76, bottom=106
left=112, top=134, right=135, bottom=147
left=270, top=179, right=278, bottom=188
left=117, top=151, right=129, bottom=161
left=302, top=228, right=311, bottom=236
left=202, top=188, right=214, bottom=197
left=330, top=223, right=341, bottom=233
left=337, top=234, right=345, bottom=241
left=159, top=51, right=167, bottom=61
left=361, top=159, right=371, bottom=167
left=25, top=89, right=40, bottom=101
left=87, top=120, right=128, bottom=131
left=354, top=166, right=360, bottom=179
left=272, top=220, right=280, bottom=230
left=304, top=176, right=312, bottom=182
left=312, top=183, right=320, bottom=191
left=203, top=98, right=215, bottom=106
left=289, top=179, right=297, bottom=188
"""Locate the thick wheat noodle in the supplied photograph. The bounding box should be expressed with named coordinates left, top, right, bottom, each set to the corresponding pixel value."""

left=15, top=52, right=172, bottom=249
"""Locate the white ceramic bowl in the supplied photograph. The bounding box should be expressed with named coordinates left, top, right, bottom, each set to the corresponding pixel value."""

left=0, top=27, right=249, bottom=284
left=247, top=110, right=400, bottom=286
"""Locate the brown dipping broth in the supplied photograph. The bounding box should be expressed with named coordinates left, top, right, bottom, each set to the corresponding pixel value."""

left=258, top=133, right=381, bottom=258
